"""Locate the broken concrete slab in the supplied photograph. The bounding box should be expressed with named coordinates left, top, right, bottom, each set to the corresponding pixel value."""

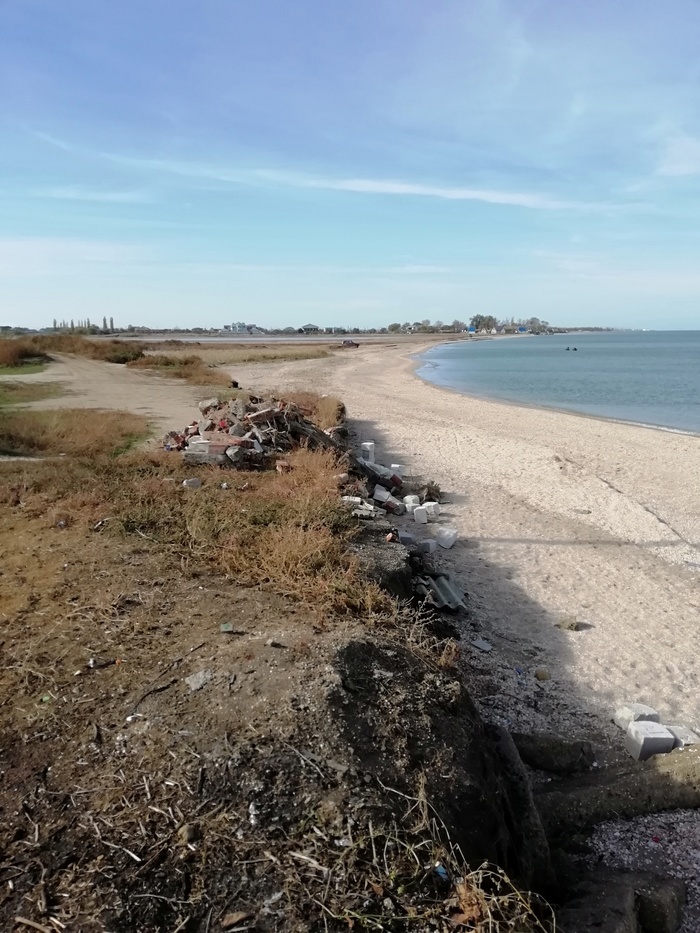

left=613, top=703, right=660, bottom=732
left=667, top=725, right=700, bottom=749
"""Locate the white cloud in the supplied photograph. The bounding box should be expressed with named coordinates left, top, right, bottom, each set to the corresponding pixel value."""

left=254, top=170, right=590, bottom=210
left=657, top=135, right=700, bottom=176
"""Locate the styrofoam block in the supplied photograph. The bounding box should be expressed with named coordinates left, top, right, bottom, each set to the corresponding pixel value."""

left=372, top=486, right=391, bottom=502
left=418, top=539, right=438, bottom=554
left=625, top=721, right=675, bottom=761
left=413, top=506, right=429, bottom=524
left=613, top=703, right=660, bottom=732
left=360, top=441, right=375, bottom=462
left=435, top=527, right=458, bottom=549
left=341, top=496, right=363, bottom=506
left=423, top=501, right=441, bottom=520
left=667, top=725, right=700, bottom=749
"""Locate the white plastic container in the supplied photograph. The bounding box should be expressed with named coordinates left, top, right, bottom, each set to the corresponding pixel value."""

left=360, top=441, right=375, bottom=463
left=435, top=526, right=458, bottom=548
left=423, top=501, right=441, bottom=520
left=413, top=505, right=429, bottom=524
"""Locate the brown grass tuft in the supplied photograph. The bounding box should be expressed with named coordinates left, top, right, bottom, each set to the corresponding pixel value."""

left=126, top=353, right=232, bottom=386
left=153, top=343, right=333, bottom=365
left=0, top=334, right=145, bottom=365
left=279, top=391, right=346, bottom=428
left=1, top=443, right=392, bottom=619
left=0, top=408, right=149, bottom=457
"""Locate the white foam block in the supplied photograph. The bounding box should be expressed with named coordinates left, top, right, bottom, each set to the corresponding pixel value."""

left=624, top=721, right=675, bottom=761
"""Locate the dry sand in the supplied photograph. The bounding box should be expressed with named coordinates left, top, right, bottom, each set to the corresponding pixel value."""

left=231, top=340, right=700, bottom=740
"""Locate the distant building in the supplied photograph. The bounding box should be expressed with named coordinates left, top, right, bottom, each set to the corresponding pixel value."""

left=231, top=322, right=248, bottom=334
left=300, top=323, right=321, bottom=334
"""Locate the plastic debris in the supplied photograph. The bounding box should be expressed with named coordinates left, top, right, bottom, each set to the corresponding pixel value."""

left=471, top=637, right=493, bottom=652
left=415, top=572, right=467, bottom=611
left=182, top=478, right=202, bottom=489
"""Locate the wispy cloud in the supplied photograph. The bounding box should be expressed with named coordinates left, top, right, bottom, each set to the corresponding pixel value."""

left=657, top=135, right=700, bottom=176
left=30, top=186, right=152, bottom=203
left=32, top=132, right=596, bottom=210
left=253, top=170, right=593, bottom=210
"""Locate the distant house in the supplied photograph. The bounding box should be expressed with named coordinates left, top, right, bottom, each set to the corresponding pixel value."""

left=231, top=322, right=248, bottom=334
left=300, top=323, right=321, bottom=334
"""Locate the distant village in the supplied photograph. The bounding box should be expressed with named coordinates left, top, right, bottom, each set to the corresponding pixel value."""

left=4, top=315, right=615, bottom=338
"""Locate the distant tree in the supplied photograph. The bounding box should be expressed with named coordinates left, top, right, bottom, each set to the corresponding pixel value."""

left=402, top=322, right=411, bottom=331
left=412, top=321, right=422, bottom=329
left=452, top=319, right=466, bottom=332
left=470, top=314, right=498, bottom=332
left=86, top=317, right=91, bottom=329
left=387, top=322, right=401, bottom=333
left=109, top=317, right=114, bottom=331
left=52, top=318, right=57, bottom=330
left=434, top=320, right=444, bottom=330
left=102, top=315, right=108, bottom=331
left=421, top=318, right=431, bottom=327
left=70, top=318, right=74, bottom=331
left=379, top=327, right=388, bottom=334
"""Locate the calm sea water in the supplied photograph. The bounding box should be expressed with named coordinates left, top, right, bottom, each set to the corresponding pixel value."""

left=416, top=332, right=700, bottom=433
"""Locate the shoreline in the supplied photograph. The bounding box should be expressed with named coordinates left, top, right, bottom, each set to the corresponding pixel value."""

left=412, top=339, right=700, bottom=439
left=230, top=341, right=700, bottom=733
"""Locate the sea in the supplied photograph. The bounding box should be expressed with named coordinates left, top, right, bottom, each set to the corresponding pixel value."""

left=415, top=331, right=700, bottom=434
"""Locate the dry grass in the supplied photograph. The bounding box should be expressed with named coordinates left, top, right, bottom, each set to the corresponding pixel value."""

left=0, top=408, right=149, bottom=457
left=153, top=343, right=333, bottom=365
left=281, top=390, right=346, bottom=429
left=0, top=334, right=145, bottom=365
left=126, top=353, right=232, bottom=386
left=0, top=381, right=63, bottom=406
left=1, top=443, right=391, bottom=618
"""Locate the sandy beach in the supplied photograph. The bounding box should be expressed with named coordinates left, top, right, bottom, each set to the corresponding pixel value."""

left=232, top=339, right=700, bottom=740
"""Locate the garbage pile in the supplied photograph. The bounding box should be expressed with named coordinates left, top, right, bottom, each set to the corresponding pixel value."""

left=162, top=394, right=346, bottom=468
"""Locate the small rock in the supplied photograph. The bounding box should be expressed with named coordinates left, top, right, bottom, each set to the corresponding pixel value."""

left=176, top=823, right=199, bottom=845
left=471, top=638, right=493, bottom=653
left=534, top=668, right=551, bottom=682
left=182, top=478, right=202, bottom=489
left=266, top=639, right=286, bottom=649
left=185, top=669, right=212, bottom=692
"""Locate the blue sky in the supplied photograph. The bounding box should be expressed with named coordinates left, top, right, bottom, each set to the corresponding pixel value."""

left=2, top=0, right=700, bottom=330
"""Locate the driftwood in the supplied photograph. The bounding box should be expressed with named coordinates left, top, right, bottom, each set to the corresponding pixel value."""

left=536, top=746, right=700, bottom=837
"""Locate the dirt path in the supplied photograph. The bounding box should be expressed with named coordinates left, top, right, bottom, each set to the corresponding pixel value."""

left=7, top=353, right=203, bottom=436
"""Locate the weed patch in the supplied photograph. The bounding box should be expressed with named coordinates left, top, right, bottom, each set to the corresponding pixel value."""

left=0, top=382, right=63, bottom=406
left=0, top=408, right=149, bottom=457
left=126, top=353, right=231, bottom=386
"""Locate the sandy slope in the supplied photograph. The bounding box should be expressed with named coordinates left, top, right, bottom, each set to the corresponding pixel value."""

left=231, top=342, right=700, bottom=737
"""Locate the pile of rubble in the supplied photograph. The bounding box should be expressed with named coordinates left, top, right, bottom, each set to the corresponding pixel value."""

left=163, top=398, right=466, bottom=613
left=162, top=394, right=346, bottom=468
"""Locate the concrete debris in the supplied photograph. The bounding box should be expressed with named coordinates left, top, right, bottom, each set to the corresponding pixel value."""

left=185, top=669, right=213, bottom=692
left=418, top=539, right=438, bottom=554
left=472, top=638, right=493, bottom=652
left=668, top=725, right=700, bottom=749
left=415, top=572, right=467, bottom=611
left=163, top=394, right=348, bottom=471
left=403, top=494, right=420, bottom=513
left=614, top=703, right=661, bottom=732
